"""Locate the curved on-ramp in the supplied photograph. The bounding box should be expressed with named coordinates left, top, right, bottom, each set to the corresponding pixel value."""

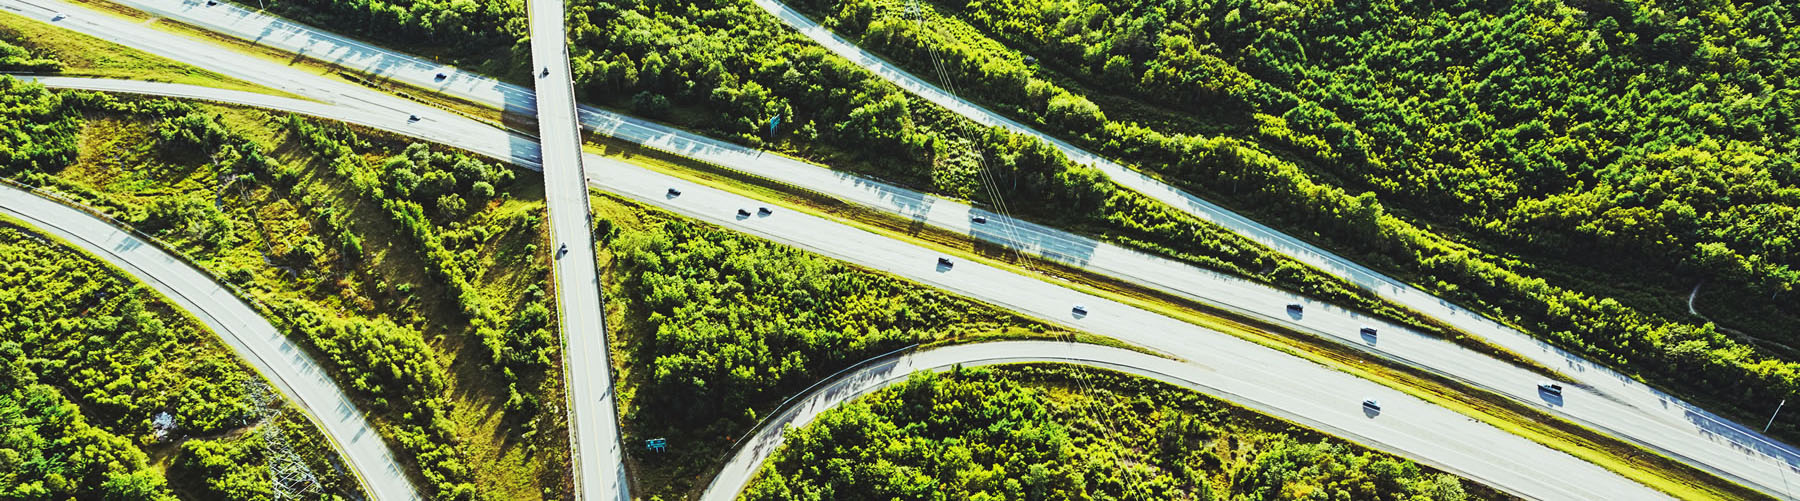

left=0, top=182, right=421, bottom=500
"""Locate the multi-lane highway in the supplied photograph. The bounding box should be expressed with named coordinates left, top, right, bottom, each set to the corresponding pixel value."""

left=0, top=183, right=421, bottom=501
left=7, top=0, right=1793, bottom=496
left=6, top=75, right=1674, bottom=500
left=524, top=0, right=630, bottom=497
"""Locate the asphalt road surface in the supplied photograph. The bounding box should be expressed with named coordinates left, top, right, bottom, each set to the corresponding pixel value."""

left=525, top=0, right=631, bottom=497
left=8, top=1, right=1792, bottom=494
left=0, top=183, right=421, bottom=501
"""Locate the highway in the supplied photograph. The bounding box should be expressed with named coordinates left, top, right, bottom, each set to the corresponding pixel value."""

left=696, top=341, right=1670, bottom=501
left=7, top=0, right=1792, bottom=495
left=0, top=183, right=421, bottom=500
left=524, top=0, right=630, bottom=497
left=5, top=76, right=1675, bottom=499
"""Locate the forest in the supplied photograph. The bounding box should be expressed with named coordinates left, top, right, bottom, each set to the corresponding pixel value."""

left=594, top=194, right=1076, bottom=498
left=744, top=366, right=1482, bottom=500
left=785, top=0, right=1800, bottom=442
left=0, top=220, right=358, bottom=500
left=0, top=73, right=569, bottom=500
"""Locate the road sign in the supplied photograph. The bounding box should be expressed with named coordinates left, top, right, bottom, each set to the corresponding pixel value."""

left=645, top=438, right=667, bottom=452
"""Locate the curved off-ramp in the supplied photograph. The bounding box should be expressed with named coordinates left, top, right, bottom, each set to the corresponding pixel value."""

left=700, top=341, right=1665, bottom=501
left=0, top=183, right=421, bottom=500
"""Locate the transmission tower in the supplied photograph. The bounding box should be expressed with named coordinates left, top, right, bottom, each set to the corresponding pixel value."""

left=244, top=382, right=323, bottom=500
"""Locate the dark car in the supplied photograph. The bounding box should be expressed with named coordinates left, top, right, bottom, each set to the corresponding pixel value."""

left=666, top=187, right=682, bottom=197
left=972, top=215, right=988, bottom=224
left=1286, top=303, right=1304, bottom=313
left=758, top=207, right=773, bottom=215
left=937, top=257, right=954, bottom=268
left=1359, top=325, right=1378, bottom=337
left=736, top=208, right=751, bottom=217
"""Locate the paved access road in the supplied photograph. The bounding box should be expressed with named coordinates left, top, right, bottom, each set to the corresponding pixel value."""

left=524, top=0, right=630, bottom=498
left=696, top=341, right=1670, bottom=501
left=0, top=183, right=421, bottom=501
left=15, top=75, right=1673, bottom=500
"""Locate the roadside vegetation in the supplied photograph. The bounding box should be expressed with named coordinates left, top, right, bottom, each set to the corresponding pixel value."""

left=745, top=365, right=1490, bottom=500
left=784, top=0, right=1800, bottom=442
left=0, top=219, right=360, bottom=500
left=0, top=10, right=269, bottom=93
left=239, top=0, right=1451, bottom=338
left=592, top=193, right=1091, bottom=499
left=0, top=75, right=569, bottom=500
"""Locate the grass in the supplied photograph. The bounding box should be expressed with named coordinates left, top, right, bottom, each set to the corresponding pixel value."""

left=0, top=9, right=277, bottom=95
left=17, top=98, right=571, bottom=500
left=34, top=0, right=516, bottom=126
left=580, top=130, right=1767, bottom=501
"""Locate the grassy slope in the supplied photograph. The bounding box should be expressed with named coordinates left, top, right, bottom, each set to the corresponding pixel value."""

left=19, top=99, right=569, bottom=500
left=0, top=10, right=275, bottom=94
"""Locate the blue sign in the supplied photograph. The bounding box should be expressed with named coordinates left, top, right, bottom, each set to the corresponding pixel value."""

left=646, top=438, right=667, bottom=452
left=768, top=115, right=782, bottom=134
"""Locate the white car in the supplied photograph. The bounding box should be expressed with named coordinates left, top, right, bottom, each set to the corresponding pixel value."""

left=1072, top=304, right=1088, bottom=316
left=1362, top=398, right=1381, bottom=412
left=50, top=12, right=67, bottom=21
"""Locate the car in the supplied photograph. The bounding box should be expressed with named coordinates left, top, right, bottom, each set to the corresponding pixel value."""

left=936, top=257, right=954, bottom=268
left=666, top=187, right=682, bottom=197
left=435, top=72, right=448, bottom=81
left=557, top=243, right=568, bottom=258
left=205, top=0, right=218, bottom=6
left=1359, top=325, right=1378, bottom=337
left=1286, top=303, right=1304, bottom=313
left=1362, top=399, right=1381, bottom=411
left=50, top=12, right=66, bottom=21
left=758, top=207, right=773, bottom=215
left=407, top=114, right=421, bottom=122
left=971, top=215, right=988, bottom=224
left=541, top=67, right=550, bottom=78
left=736, top=208, right=751, bottom=217
left=1538, top=381, right=1564, bottom=397
left=1072, top=304, right=1088, bottom=315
